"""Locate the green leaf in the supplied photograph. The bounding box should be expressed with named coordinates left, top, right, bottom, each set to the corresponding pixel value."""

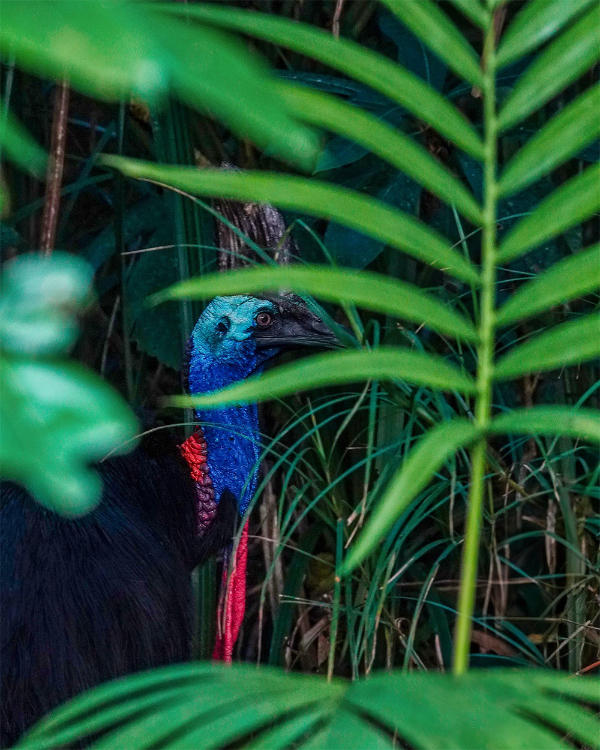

left=498, top=85, right=600, bottom=197
left=498, top=5, right=600, bottom=132
left=0, top=105, right=46, bottom=176
left=498, top=163, right=600, bottom=263
left=20, top=663, right=599, bottom=750
left=447, top=0, right=489, bottom=29
left=489, top=407, right=600, bottom=444
left=381, top=0, right=483, bottom=87
left=277, top=83, right=483, bottom=225
left=103, top=156, right=480, bottom=285
left=0, top=253, right=138, bottom=516
left=158, top=4, right=484, bottom=160
left=0, top=252, right=93, bottom=356
left=172, top=349, right=476, bottom=410
left=496, top=244, right=600, bottom=325
left=494, top=312, right=600, bottom=380
left=343, top=419, right=479, bottom=573
left=153, top=266, right=478, bottom=342
left=0, top=359, right=138, bottom=517
left=497, top=0, right=596, bottom=68
left=0, top=1, right=318, bottom=170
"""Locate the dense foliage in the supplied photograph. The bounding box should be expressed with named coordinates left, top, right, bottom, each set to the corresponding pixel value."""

left=1, top=1, right=599, bottom=747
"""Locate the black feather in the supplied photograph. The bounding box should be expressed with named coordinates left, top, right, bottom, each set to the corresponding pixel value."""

left=0, top=430, right=237, bottom=747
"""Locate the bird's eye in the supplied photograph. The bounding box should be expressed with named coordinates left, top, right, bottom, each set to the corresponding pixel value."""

left=255, top=311, right=273, bottom=328
left=216, top=319, right=229, bottom=335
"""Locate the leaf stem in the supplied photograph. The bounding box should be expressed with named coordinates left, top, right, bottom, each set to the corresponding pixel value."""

left=453, top=16, right=497, bottom=676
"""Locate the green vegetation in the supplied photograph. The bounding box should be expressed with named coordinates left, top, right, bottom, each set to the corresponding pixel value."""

left=1, top=0, right=599, bottom=747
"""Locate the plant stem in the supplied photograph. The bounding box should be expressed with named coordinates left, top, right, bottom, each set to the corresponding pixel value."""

left=453, top=17, right=497, bottom=676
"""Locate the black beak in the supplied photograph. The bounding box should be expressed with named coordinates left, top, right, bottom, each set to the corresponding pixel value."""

left=253, top=294, right=341, bottom=352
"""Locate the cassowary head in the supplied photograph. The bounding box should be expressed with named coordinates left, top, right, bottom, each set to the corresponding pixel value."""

left=186, top=294, right=336, bottom=393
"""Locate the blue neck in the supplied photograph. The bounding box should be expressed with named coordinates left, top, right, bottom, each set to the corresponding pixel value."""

left=194, top=404, right=260, bottom=515
left=188, top=357, right=261, bottom=515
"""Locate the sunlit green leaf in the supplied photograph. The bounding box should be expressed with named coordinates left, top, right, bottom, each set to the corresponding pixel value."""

left=0, top=359, right=138, bottom=516
left=0, top=1, right=318, bottom=170
left=495, top=313, right=600, bottom=380
left=173, top=349, right=476, bottom=410
left=0, top=252, right=92, bottom=355
left=158, top=3, right=484, bottom=159
left=497, top=0, right=596, bottom=68
left=499, top=85, right=600, bottom=197
left=0, top=105, right=46, bottom=176
left=277, top=83, right=483, bottom=225
left=496, top=244, right=600, bottom=325
left=153, top=266, right=478, bottom=343
left=381, top=0, right=483, bottom=87
left=103, top=156, right=480, bottom=285
left=20, top=662, right=598, bottom=750
left=447, top=0, right=489, bottom=29
left=0, top=253, right=138, bottom=516
left=490, top=407, right=600, bottom=444
left=343, top=419, right=479, bottom=573
left=498, top=163, right=600, bottom=263
left=498, top=5, right=600, bottom=131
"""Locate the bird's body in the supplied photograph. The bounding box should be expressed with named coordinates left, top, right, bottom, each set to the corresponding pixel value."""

left=1, top=294, right=334, bottom=746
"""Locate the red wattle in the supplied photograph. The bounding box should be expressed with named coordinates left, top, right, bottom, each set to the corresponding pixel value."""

left=180, top=432, right=249, bottom=662
left=213, top=521, right=249, bottom=663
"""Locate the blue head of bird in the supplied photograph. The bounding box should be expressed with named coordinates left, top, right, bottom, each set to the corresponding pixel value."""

left=185, top=294, right=336, bottom=514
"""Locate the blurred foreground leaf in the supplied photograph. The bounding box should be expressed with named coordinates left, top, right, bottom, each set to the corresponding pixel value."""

left=0, top=253, right=138, bottom=515
left=19, top=662, right=600, bottom=749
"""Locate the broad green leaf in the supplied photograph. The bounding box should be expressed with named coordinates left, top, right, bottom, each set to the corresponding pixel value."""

left=497, top=0, right=596, bottom=68
left=490, top=407, right=600, bottom=444
left=343, top=419, right=479, bottom=572
left=496, top=244, right=600, bottom=325
left=158, top=4, right=484, bottom=159
left=103, top=156, right=480, bottom=285
left=447, top=0, right=489, bottom=29
left=153, top=266, right=478, bottom=342
left=499, top=85, right=600, bottom=197
left=494, top=313, right=600, bottom=380
left=350, top=670, right=598, bottom=750
left=498, top=163, right=600, bottom=263
left=0, top=1, right=317, bottom=170
left=0, top=359, right=138, bottom=516
left=247, top=707, right=330, bottom=750
left=0, top=106, right=46, bottom=176
left=0, top=252, right=93, bottom=355
left=277, top=83, right=483, bottom=225
left=173, top=349, right=476, bottom=410
left=498, top=5, right=600, bottom=132
left=381, top=0, right=483, bottom=87
left=21, top=663, right=598, bottom=750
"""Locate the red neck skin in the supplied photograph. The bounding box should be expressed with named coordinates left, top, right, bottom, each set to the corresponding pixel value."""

left=180, top=431, right=249, bottom=663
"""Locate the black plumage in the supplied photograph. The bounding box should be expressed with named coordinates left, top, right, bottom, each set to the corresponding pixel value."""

left=0, top=431, right=236, bottom=747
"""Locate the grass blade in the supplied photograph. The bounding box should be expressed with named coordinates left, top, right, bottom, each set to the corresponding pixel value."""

left=103, top=156, right=480, bottom=285
left=496, top=244, right=600, bottom=325
left=498, top=5, right=600, bottom=132
left=0, top=105, right=46, bottom=176
left=498, top=163, right=600, bottom=263
left=153, top=266, right=478, bottom=342
left=157, top=3, right=484, bottom=159
left=343, top=419, right=479, bottom=573
left=490, top=407, right=600, bottom=444
left=447, top=0, right=489, bottom=29
left=498, top=85, right=600, bottom=197
left=278, top=83, right=483, bottom=224
left=497, top=0, right=596, bottom=68
left=495, top=313, right=600, bottom=379
left=172, top=349, right=477, bottom=409
left=382, top=0, right=484, bottom=87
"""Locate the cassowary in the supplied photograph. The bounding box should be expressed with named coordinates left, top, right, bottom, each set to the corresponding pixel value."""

left=1, top=293, right=335, bottom=747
